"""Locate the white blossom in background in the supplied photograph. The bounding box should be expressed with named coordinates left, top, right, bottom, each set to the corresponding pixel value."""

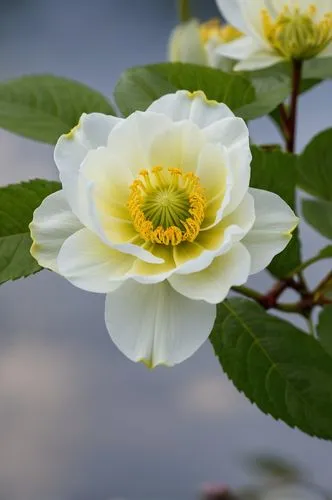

left=30, top=90, right=298, bottom=368
left=168, top=18, right=243, bottom=70
left=215, top=0, right=332, bottom=70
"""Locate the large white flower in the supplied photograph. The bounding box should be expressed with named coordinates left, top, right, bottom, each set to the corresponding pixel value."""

left=168, top=18, right=243, bottom=70
left=30, top=90, right=298, bottom=368
left=215, top=0, right=332, bottom=70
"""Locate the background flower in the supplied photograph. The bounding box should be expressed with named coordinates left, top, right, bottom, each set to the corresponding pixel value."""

left=215, top=0, right=332, bottom=70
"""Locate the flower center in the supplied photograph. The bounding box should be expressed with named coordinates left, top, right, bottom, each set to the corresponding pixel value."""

left=127, top=167, right=206, bottom=246
left=261, top=4, right=332, bottom=59
left=199, top=18, right=243, bottom=44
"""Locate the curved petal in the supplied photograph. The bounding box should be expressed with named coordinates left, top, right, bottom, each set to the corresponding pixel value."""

left=125, top=244, right=176, bottom=284
left=174, top=192, right=255, bottom=274
left=234, top=50, right=283, bottom=71
left=30, top=190, right=83, bottom=272
left=147, top=90, right=235, bottom=128
left=169, top=242, right=251, bottom=304
left=168, top=19, right=207, bottom=65
left=242, top=188, right=299, bottom=274
left=105, top=281, right=216, bottom=367
left=54, top=113, right=122, bottom=220
left=215, top=0, right=248, bottom=33
left=216, top=36, right=259, bottom=60
left=106, top=111, right=174, bottom=177
left=57, top=228, right=134, bottom=293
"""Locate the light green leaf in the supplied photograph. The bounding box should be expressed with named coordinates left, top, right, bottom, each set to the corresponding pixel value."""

left=302, top=199, right=332, bottom=239
left=114, top=63, right=256, bottom=118
left=0, top=179, right=61, bottom=285
left=303, top=57, right=332, bottom=80
left=318, top=306, right=332, bottom=358
left=250, top=146, right=301, bottom=277
left=0, top=74, right=115, bottom=144
left=210, top=298, right=332, bottom=440
left=298, top=128, right=332, bottom=201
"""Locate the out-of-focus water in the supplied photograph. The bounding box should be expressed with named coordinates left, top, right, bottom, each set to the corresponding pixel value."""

left=0, top=1, right=331, bottom=499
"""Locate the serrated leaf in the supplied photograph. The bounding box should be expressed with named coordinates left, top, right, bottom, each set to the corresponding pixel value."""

left=0, top=74, right=115, bottom=144
left=0, top=179, right=61, bottom=284
left=318, top=306, right=332, bottom=358
left=114, top=63, right=256, bottom=118
left=210, top=298, right=332, bottom=440
left=302, top=199, right=332, bottom=239
left=298, top=128, right=332, bottom=201
left=249, top=146, right=301, bottom=277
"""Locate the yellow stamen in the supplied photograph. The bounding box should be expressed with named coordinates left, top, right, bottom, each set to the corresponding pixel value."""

left=127, top=167, right=206, bottom=246
left=261, top=3, right=332, bottom=60
left=199, top=18, right=243, bottom=44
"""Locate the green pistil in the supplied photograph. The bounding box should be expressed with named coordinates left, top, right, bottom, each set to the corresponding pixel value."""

left=142, top=187, right=190, bottom=230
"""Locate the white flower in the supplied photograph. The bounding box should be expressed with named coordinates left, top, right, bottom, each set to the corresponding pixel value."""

left=30, top=90, right=298, bottom=368
left=215, top=0, right=332, bottom=70
left=168, top=18, right=243, bottom=70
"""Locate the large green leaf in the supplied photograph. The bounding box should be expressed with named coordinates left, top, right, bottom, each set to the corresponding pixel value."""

left=250, top=146, right=301, bottom=277
left=0, top=74, right=115, bottom=144
left=210, top=298, right=332, bottom=439
left=298, top=129, right=332, bottom=201
left=303, top=57, right=332, bottom=80
left=114, top=63, right=256, bottom=118
left=318, top=306, right=332, bottom=358
left=302, top=199, right=332, bottom=239
left=0, top=179, right=61, bottom=285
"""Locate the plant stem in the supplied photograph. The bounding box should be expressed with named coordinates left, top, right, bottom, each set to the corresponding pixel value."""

left=306, top=315, right=316, bottom=337
left=286, top=59, right=303, bottom=153
left=177, top=0, right=191, bottom=22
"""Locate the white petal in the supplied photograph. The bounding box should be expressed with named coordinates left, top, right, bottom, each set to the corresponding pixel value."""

left=147, top=90, right=235, bottom=128
left=169, top=243, right=251, bottom=304
left=57, top=228, right=134, bottom=293
left=105, top=281, right=216, bottom=367
left=54, top=113, right=122, bottom=220
left=242, top=188, right=299, bottom=274
left=223, top=139, right=252, bottom=216
left=175, top=192, right=255, bottom=275
left=234, top=50, right=283, bottom=71
left=106, top=111, right=174, bottom=176
left=168, top=20, right=207, bottom=65
left=203, top=116, right=249, bottom=149
left=30, top=190, right=83, bottom=272
left=215, top=0, right=247, bottom=33
left=216, top=36, right=259, bottom=60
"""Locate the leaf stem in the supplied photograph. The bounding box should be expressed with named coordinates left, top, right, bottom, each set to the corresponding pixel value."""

left=177, top=0, right=191, bottom=22
left=286, top=59, right=302, bottom=153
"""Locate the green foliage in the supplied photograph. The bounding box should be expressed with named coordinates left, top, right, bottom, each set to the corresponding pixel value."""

left=114, top=62, right=291, bottom=121
left=298, top=129, right=332, bottom=201
left=0, top=75, right=115, bottom=144
left=250, top=147, right=301, bottom=277
left=210, top=298, right=332, bottom=440
left=0, top=179, right=60, bottom=285
left=318, top=306, right=332, bottom=358
left=302, top=199, right=332, bottom=239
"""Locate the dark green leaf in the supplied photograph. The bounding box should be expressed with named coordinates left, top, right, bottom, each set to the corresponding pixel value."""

left=298, top=128, right=332, bottom=201
left=250, top=146, right=301, bottom=277
left=302, top=199, right=332, bottom=239
left=0, top=74, right=115, bottom=144
left=114, top=63, right=256, bottom=118
left=0, top=179, right=61, bottom=285
left=318, top=306, right=332, bottom=358
left=210, top=298, right=332, bottom=440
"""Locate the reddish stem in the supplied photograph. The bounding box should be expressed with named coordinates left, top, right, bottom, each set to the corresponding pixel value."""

left=286, top=59, right=303, bottom=153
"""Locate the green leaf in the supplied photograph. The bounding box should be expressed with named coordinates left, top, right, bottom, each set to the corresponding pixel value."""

left=210, top=298, right=332, bottom=440
left=114, top=63, right=256, bottom=118
left=250, top=146, right=301, bottom=277
left=303, top=57, right=332, bottom=80
left=302, top=199, right=332, bottom=239
left=295, top=245, right=332, bottom=273
left=298, top=128, right=332, bottom=201
left=0, top=179, right=60, bottom=285
left=318, top=306, right=332, bottom=358
left=0, top=74, right=115, bottom=144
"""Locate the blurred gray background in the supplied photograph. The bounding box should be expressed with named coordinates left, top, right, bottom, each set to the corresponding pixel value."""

left=0, top=1, right=331, bottom=499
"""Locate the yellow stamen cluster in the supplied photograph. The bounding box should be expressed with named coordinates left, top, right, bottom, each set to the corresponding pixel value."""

left=261, top=4, right=332, bottom=60
left=199, top=18, right=243, bottom=44
left=127, top=167, right=206, bottom=246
